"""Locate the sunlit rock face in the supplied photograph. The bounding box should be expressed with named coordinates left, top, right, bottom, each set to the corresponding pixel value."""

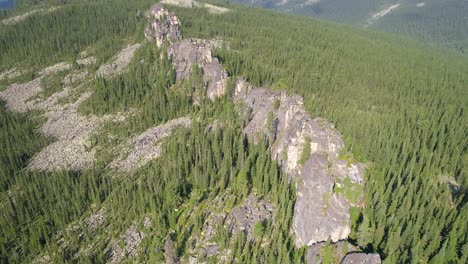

left=144, top=3, right=182, bottom=47
left=147, top=4, right=227, bottom=101
left=167, top=39, right=228, bottom=100
left=233, top=78, right=365, bottom=246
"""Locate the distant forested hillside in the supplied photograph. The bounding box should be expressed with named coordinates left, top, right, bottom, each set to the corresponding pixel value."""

left=227, top=0, right=468, bottom=52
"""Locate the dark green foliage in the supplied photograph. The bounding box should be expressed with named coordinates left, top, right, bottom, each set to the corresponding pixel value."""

left=228, top=0, right=468, bottom=52
left=170, top=4, right=468, bottom=263
left=0, top=0, right=152, bottom=69
left=0, top=103, right=51, bottom=191
left=371, top=0, right=468, bottom=53
left=0, top=1, right=467, bottom=263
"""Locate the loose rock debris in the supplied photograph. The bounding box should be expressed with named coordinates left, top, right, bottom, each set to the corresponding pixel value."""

left=111, top=117, right=192, bottom=171
left=96, top=44, right=141, bottom=77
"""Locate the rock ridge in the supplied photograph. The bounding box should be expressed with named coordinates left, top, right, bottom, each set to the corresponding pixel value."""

left=145, top=4, right=228, bottom=101
left=148, top=2, right=367, bottom=253
left=233, top=78, right=366, bottom=246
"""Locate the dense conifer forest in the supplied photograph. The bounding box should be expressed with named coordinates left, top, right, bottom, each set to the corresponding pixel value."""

left=0, top=0, right=467, bottom=263
left=228, top=0, right=468, bottom=53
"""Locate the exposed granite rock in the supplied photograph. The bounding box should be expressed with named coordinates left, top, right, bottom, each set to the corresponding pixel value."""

left=96, top=44, right=141, bottom=77
left=227, top=194, right=275, bottom=241
left=146, top=5, right=227, bottom=100
left=62, top=70, right=88, bottom=87
left=3, top=61, right=126, bottom=171
left=307, top=242, right=325, bottom=264
left=111, top=117, right=192, bottom=171
left=168, top=38, right=228, bottom=100
left=168, top=39, right=213, bottom=80
left=76, top=56, right=97, bottom=66
left=149, top=4, right=366, bottom=251
left=32, top=255, right=51, bottom=264
left=341, top=253, right=381, bottom=264
left=188, top=193, right=234, bottom=261
left=233, top=78, right=365, bottom=246
left=145, top=3, right=181, bottom=47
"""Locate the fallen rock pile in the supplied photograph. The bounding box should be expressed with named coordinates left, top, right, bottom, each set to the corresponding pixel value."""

left=111, top=117, right=192, bottom=171
left=96, top=44, right=141, bottom=77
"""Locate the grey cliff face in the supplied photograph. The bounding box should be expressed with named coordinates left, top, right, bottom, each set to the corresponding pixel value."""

left=233, top=78, right=365, bottom=246
left=145, top=4, right=181, bottom=47
left=146, top=5, right=227, bottom=100
left=168, top=39, right=228, bottom=100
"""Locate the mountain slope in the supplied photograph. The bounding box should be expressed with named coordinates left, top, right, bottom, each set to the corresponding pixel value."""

left=227, top=0, right=468, bottom=52
left=0, top=1, right=467, bottom=263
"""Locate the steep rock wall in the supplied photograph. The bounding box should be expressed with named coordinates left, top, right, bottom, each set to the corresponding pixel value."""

left=145, top=4, right=227, bottom=100
left=233, top=78, right=365, bottom=246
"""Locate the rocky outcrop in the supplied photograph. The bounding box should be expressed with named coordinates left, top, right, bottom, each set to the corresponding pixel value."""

left=146, top=4, right=227, bottom=100
left=111, top=117, right=192, bottom=171
left=168, top=39, right=228, bottom=100
left=39, top=62, right=72, bottom=76
left=188, top=193, right=273, bottom=262
left=341, top=253, right=381, bottom=264
left=149, top=3, right=366, bottom=256
left=145, top=3, right=181, bottom=47
left=227, top=194, right=275, bottom=241
left=188, top=193, right=234, bottom=261
left=39, top=57, right=95, bottom=76
left=233, top=77, right=365, bottom=246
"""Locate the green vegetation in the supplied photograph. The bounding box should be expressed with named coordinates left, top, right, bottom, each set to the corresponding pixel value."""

left=0, top=1, right=466, bottom=263
left=0, top=0, right=149, bottom=69
left=334, top=177, right=363, bottom=205
left=0, top=2, right=306, bottom=260
left=273, top=98, right=280, bottom=109
left=373, top=0, right=468, bottom=53
left=172, top=3, right=468, bottom=263
left=299, top=138, right=311, bottom=166
left=228, top=0, right=468, bottom=52
left=321, top=239, right=339, bottom=264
